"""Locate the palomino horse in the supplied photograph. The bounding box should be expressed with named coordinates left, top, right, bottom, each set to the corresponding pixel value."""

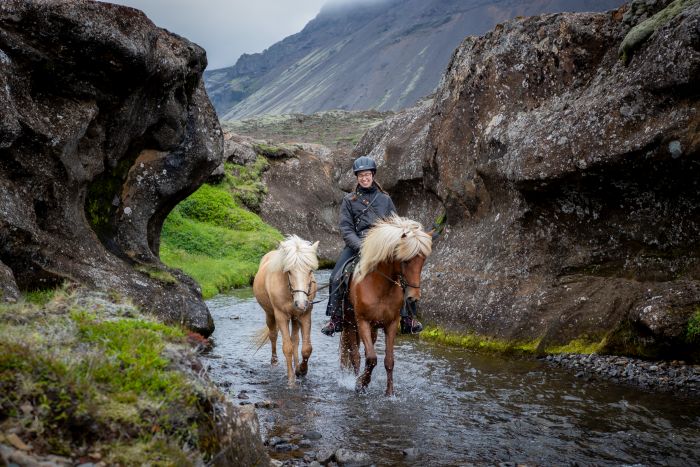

left=340, top=214, right=432, bottom=395
left=253, top=235, right=319, bottom=385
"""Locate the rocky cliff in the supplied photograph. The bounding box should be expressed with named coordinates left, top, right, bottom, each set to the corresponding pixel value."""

left=0, top=0, right=222, bottom=335
left=351, top=0, right=699, bottom=360
left=205, top=0, right=623, bottom=119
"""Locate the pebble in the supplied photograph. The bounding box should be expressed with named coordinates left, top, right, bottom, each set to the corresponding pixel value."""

left=543, top=354, right=700, bottom=395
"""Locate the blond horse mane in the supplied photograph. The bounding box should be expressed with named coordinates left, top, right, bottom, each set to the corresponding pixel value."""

left=267, top=235, right=319, bottom=273
left=354, top=214, right=432, bottom=283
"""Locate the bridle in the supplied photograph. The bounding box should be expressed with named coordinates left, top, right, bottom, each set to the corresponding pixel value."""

left=287, top=270, right=316, bottom=298
left=376, top=260, right=421, bottom=291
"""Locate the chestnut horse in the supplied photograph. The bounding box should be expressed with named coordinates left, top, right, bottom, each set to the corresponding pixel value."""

left=339, top=215, right=432, bottom=395
left=253, top=235, right=319, bottom=386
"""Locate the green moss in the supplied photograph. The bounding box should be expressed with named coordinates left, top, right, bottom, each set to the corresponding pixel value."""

left=134, top=264, right=178, bottom=285
left=420, top=326, right=541, bottom=354
left=252, top=142, right=283, bottom=156
left=544, top=337, right=606, bottom=355
left=85, top=157, right=133, bottom=238
left=619, top=0, right=700, bottom=64
left=421, top=326, right=611, bottom=356
left=221, top=157, right=269, bottom=212
left=686, top=308, right=700, bottom=342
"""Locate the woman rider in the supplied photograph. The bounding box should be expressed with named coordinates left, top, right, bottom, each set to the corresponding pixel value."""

left=321, top=155, right=423, bottom=336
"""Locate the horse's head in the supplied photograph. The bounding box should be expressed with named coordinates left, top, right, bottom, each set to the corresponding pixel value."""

left=401, top=252, right=428, bottom=304
left=355, top=215, right=433, bottom=305
left=281, top=238, right=320, bottom=311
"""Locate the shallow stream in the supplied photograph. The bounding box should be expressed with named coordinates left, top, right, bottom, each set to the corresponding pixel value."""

left=204, top=270, right=700, bottom=466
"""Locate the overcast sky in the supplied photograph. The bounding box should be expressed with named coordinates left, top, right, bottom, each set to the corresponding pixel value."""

left=103, top=0, right=336, bottom=70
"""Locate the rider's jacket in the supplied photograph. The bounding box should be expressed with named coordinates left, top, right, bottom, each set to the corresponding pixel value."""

left=339, top=184, right=396, bottom=252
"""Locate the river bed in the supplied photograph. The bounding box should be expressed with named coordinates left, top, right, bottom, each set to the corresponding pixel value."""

left=204, top=270, right=700, bottom=466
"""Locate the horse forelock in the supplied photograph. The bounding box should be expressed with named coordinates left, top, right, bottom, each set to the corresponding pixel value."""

left=268, top=235, right=319, bottom=273
left=355, top=214, right=431, bottom=282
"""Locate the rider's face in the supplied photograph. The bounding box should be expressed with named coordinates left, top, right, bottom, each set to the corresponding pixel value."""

left=357, top=170, right=374, bottom=188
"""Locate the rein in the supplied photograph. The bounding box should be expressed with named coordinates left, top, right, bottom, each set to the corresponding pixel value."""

left=375, top=262, right=420, bottom=290
left=287, top=271, right=329, bottom=308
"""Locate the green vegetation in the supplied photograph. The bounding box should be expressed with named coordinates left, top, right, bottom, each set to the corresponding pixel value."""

left=221, top=158, right=269, bottom=212
left=134, top=264, right=178, bottom=285
left=619, top=0, right=699, bottom=64
left=544, top=337, right=607, bottom=355
left=0, top=290, right=227, bottom=464
left=687, top=308, right=700, bottom=342
left=160, top=159, right=282, bottom=298
left=85, top=157, right=133, bottom=238
left=421, top=325, right=608, bottom=356
left=421, top=326, right=541, bottom=354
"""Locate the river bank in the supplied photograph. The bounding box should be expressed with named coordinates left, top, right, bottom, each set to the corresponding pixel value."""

left=543, top=353, right=700, bottom=396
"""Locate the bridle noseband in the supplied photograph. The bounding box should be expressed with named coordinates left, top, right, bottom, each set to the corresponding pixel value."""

left=377, top=261, right=420, bottom=291
left=287, top=270, right=316, bottom=297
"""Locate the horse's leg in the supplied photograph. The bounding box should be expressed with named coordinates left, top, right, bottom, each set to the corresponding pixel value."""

left=356, top=319, right=377, bottom=393
left=265, top=309, right=278, bottom=365
left=384, top=319, right=399, bottom=396
left=350, top=328, right=361, bottom=375
left=290, top=317, right=301, bottom=374
left=274, top=310, right=295, bottom=386
left=296, top=312, right=312, bottom=377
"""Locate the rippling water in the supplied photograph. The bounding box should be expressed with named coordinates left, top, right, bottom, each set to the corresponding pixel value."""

left=204, top=270, right=700, bottom=466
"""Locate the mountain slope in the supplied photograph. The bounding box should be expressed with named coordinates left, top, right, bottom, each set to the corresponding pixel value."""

left=205, top=0, right=623, bottom=119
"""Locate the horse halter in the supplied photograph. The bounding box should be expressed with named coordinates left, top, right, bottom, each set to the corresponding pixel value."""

left=287, top=270, right=316, bottom=297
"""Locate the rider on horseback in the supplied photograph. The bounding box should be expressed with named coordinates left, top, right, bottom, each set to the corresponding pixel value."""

left=320, top=156, right=423, bottom=336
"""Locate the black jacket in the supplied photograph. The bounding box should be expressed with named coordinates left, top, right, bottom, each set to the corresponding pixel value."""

left=339, top=184, right=396, bottom=252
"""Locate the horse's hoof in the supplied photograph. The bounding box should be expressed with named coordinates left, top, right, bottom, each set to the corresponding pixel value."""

left=355, top=383, right=368, bottom=395
left=271, top=358, right=278, bottom=366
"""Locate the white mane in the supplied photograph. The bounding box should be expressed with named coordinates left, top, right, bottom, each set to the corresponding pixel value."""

left=354, top=214, right=432, bottom=282
left=267, top=235, right=319, bottom=273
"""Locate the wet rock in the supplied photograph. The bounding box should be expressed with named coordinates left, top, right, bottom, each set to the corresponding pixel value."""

left=299, top=439, right=314, bottom=448
left=255, top=400, right=279, bottom=409
left=266, top=436, right=290, bottom=447
left=544, top=354, right=700, bottom=395
left=402, top=447, right=419, bottom=459
left=274, top=443, right=298, bottom=452
left=303, top=431, right=323, bottom=440
left=334, top=448, right=371, bottom=466
left=316, top=447, right=336, bottom=464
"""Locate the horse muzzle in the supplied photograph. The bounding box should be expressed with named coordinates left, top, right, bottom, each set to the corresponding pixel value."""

left=293, top=298, right=309, bottom=311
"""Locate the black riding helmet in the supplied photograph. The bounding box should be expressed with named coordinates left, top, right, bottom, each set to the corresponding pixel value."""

left=352, top=156, right=377, bottom=174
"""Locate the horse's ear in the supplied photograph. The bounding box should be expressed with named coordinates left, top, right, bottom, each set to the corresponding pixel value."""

left=312, top=240, right=320, bottom=250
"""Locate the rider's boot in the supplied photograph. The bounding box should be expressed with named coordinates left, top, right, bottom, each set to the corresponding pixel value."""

left=321, top=313, right=343, bottom=336
left=400, top=315, right=423, bottom=334
left=400, top=300, right=423, bottom=334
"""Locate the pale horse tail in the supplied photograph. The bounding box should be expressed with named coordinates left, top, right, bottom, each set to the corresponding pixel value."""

left=252, top=327, right=270, bottom=354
